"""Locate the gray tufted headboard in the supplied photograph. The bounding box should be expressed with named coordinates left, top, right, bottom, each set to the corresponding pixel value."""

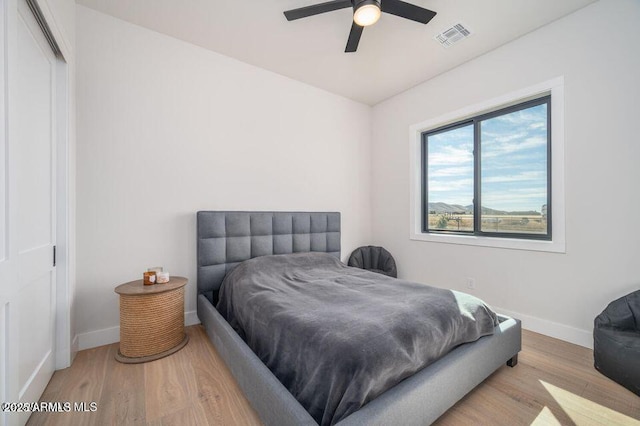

left=197, top=211, right=341, bottom=304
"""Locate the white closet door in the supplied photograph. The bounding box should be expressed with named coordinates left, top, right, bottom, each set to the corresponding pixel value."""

left=0, top=1, right=58, bottom=424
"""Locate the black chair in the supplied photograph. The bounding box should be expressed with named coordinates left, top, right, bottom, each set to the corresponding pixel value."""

left=348, top=246, right=397, bottom=278
left=593, top=289, right=640, bottom=396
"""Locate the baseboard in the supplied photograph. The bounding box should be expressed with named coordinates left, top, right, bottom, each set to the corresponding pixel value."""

left=71, top=334, right=79, bottom=363
left=185, top=310, right=201, bottom=327
left=78, top=310, right=201, bottom=351
left=55, top=333, right=80, bottom=370
left=495, top=307, right=593, bottom=349
left=55, top=347, right=71, bottom=370
left=77, top=325, right=120, bottom=351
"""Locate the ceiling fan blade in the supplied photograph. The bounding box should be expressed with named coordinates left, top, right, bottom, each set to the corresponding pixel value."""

left=284, top=0, right=352, bottom=21
left=345, top=22, right=364, bottom=52
left=381, top=0, right=436, bottom=24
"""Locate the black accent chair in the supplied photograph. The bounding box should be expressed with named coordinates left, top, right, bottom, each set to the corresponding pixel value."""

left=348, top=246, right=397, bottom=278
left=593, top=289, right=640, bottom=396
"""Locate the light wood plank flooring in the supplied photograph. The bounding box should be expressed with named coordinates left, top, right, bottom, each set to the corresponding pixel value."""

left=28, top=326, right=261, bottom=426
left=435, top=330, right=639, bottom=425
left=28, top=326, right=639, bottom=425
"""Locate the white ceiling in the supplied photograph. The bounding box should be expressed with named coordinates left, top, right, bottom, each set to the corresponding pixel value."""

left=76, top=0, right=597, bottom=105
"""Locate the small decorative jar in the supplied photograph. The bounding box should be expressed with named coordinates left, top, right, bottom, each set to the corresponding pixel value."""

left=143, top=271, right=156, bottom=285
left=156, top=271, right=170, bottom=284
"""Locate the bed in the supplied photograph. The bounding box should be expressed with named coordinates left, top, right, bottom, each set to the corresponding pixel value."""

left=196, top=211, right=521, bottom=425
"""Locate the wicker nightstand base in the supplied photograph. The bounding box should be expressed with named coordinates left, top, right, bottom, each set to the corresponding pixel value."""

left=115, top=334, right=189, bottom=364
left=114, top=277, right=189, bottom=364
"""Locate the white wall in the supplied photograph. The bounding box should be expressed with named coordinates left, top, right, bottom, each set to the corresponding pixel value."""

left=75, top=6, right=372, bottom=348
left=371, top=0, right=640, bottom=348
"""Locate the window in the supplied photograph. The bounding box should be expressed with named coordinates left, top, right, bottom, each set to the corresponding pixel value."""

left=410, top=78, right=565, bottom=252
left=422, top=96, right=551, bottom=240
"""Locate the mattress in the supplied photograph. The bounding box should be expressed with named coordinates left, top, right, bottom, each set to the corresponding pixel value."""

left=216, top=252, right=499, bottom=426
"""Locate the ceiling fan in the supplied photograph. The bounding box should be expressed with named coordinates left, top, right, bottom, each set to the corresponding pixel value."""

left=284, top=0, right=437, bottom=53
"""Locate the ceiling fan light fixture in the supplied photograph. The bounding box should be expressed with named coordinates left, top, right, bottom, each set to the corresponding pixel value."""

left=353, top=0, right=381, bottom=27
left=283, top=0, right=437, bottom=53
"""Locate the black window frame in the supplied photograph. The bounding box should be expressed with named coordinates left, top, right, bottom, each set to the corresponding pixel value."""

left=421, top=95, right=552, bottom=241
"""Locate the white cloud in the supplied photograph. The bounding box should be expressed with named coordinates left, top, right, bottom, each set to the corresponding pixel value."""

left=485, top=107, right=546, bottom=127
left=429, top=146, right=473, bottom=166
left=429, top=178, right=473, bottom=192
left=482, top=136, right=547, bottom=158
left=481, top=131, right=528, bottom=144
left=482, top=170, right=546, bottom=183
left=429, top=165, right=473, bottom=178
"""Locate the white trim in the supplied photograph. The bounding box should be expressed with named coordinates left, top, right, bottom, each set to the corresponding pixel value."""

left=497, top=307, right=592, bottom=349
left=22, top=0, right=74, bottom=371
left=18, top=349, right=52, bottom=399
left=1, top=303, right=7, bottom=426
left=409, top=77, right=566, bottom=253
left=77, top=325, right=119, bottom=351
left=0, top=0, right=8, bottom=417
left=70, top=333, right=78, bottom=363
left=32, top=0, right=73, bottom=61
left=0, top=0, right=7, bottom=266
left=184, top=310, right=200, bottom=327
left=54, top=56, right=70, bottom=369
left=78, top=310, right=201, bottom=351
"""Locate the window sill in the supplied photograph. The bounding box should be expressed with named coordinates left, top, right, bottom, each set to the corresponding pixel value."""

left=409, top=231, right=565, bottom=253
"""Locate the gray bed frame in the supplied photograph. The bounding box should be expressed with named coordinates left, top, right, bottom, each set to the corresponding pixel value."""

left=196, top=211, right=521, bottom=426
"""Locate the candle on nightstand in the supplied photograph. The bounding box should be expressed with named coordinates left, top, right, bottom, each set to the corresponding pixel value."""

left=143, top=271, right=156, bottom=285
left=156, top=271, right=170, bottom=284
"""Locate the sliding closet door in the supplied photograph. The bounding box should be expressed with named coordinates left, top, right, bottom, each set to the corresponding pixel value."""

left=0, top=1, right=58, bottom=424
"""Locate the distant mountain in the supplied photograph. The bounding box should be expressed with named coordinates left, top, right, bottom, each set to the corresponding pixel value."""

left=428, top=202, right=540, bottom=216
left=427, top=202, right=470, bottom=214
left=479, top=206, right=508, bottom=215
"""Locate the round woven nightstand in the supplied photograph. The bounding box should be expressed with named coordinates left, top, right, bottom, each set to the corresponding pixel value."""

left=114, top=276, right=189, bottom=363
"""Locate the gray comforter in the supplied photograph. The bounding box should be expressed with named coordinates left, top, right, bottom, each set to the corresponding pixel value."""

left=216, top=253, right=498, bottom=425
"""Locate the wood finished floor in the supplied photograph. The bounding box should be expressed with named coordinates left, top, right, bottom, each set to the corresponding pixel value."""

left=28, top=326, right=639, bottom=426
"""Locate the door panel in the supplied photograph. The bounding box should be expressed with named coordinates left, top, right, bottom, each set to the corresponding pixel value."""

left=16, top=7, right=53, bottom=254
left=4, top=2, right=58, bottom=423
left=0, top=0, right=6, bottom=267
left=16, top=245, right=51, bottom=287
left=18, top=275, right=53, bottom=398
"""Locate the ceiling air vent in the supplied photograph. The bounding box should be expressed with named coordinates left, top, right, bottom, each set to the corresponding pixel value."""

left=435, top=23, right=471, bottom=48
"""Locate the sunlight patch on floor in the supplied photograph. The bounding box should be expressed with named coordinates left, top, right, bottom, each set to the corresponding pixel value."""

left=540, top=380, right=640, bottom=426
left=531, top=406, right=563, bottom=426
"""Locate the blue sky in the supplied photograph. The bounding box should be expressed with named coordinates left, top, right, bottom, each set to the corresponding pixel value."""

left=427, top=103, right=548, bottom=212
